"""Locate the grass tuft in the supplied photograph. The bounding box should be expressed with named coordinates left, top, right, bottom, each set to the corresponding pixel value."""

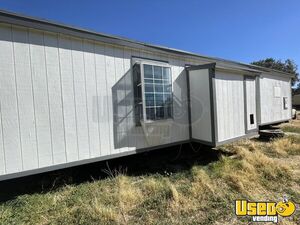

left=281, top=125, right=300, bottom=134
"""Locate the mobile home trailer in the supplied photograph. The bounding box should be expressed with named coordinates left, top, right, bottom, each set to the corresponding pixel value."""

left=0, top=11, right=293, bottom=181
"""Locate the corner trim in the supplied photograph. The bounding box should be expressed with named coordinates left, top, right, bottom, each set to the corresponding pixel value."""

left=186, top=68, right=193, bottom=140
left=209, top=67, right=218, bottom=144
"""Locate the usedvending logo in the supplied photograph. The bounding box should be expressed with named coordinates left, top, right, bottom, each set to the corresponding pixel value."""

left=235, top=197, right=296, bottom=223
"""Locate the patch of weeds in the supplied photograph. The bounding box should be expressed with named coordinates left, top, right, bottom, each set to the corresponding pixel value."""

left=281, top=125, right=300, bottom=134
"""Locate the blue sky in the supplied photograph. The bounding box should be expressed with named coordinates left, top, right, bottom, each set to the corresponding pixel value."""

left=0, top=0, right=299, bottom=71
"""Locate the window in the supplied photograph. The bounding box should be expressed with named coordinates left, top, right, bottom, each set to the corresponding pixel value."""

left=133, top=60, right=173, bottom=123
left=283, top=97, right=288, bottom=110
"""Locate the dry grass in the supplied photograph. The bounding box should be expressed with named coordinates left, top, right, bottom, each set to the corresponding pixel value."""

left=280, top=119, right=300, bottom=133
left=1, top=122, right=300, bottom=224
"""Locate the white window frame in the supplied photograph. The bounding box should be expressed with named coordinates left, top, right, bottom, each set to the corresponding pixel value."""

left=132, top=58, right=173, bottom=123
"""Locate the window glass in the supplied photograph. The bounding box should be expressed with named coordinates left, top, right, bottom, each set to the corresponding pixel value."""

left=146, top=107, right=155, bottom=120
left=145, top=83, right=154, bottom=92
left=144, top=64, right=153, bottom=79
left=154, top=66, right=163, bottom=79
left=164, top=84, right=171, bottom=93
left=144, top=78, right=153, bottom=84
left=154, top=79, right=163, bottom=84
left=155, top=94, right=164, bottom=106
left=164, top=93, right=172, bottom=102
left=143, top=64, right=173, bottom=121
left=155, top=107, right=165, bottom=119
left=145, top=93, right=154, bottom=106
left=154, top=84, right=164, bottom=93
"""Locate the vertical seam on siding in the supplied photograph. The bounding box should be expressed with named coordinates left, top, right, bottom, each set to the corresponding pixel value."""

left=42, top=32, right=54, bottom=165
left=0, top=26, right=8, bottom=173
left=92, top=42, right=101, bottom=157
left=101, top=45, right=111, bottom=153
left=82, top=40, right=91, bottom=158
left=57, top=34, right=68, bottom=163
left=0, top=101, right=7, bottom=174
left=11, top=26, right=24, bottom=171
left=28, top=29, right=40, bottom=168
left=112, top=47, right=117, bottom=152
left=104, top=45, right=112, bottom=154
left=70, top=39, right=80, bottom=161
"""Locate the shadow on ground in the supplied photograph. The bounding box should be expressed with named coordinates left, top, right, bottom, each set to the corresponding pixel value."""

left=0, top=142, right=219, bottom=202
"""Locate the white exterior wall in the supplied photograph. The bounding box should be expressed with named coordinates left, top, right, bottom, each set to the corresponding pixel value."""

left=189, top=69, right=212, bottom=142
left=0, top=21, right=293, bottom=179
left=214, top=71, right=245, bottom=142
left=259, top=73, right=292, bottom=124
left=0, top=23, right=190, bottom=177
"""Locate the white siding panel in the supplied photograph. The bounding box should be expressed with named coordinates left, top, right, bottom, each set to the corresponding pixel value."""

left=59, top=36, right=78, bottom=162
left=44, top=33, right=66, bottom=164
left=71, top=39, right=90, bottom=160
left=215, top=72, right=245, bottom=142
left=259, top=74, right=291, bottom=124
left=0, top=25, right=22, bottom=173
left=94, top=43, right=111, bottom=156
left=227, top=78, right=234, bottom=138
left=105, top=46, right=117, bottom=153
left=29, top=30, right=53, bottom=167
left=0, top=108, right=5, bottom=175
left=216, top=74, right=224, bottom=141
left=12, top=27, right=38, bottom=170
left=0, top=24, right=200, bottom=178
left=113, top=47, right=129, bottom=152
left=83, top=40, right=101, bottom=158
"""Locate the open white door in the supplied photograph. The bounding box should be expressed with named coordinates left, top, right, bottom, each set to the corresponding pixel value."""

left=186, top=63, right=216, bottom=146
